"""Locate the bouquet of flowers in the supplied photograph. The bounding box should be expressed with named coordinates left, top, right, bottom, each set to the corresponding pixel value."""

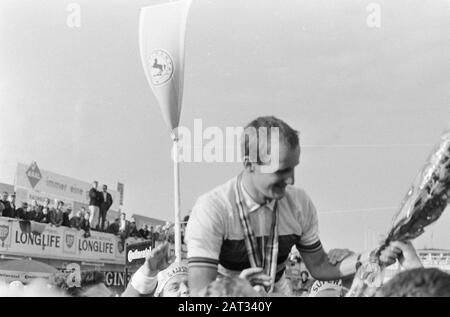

left=347, top=129, right=450, bottom=297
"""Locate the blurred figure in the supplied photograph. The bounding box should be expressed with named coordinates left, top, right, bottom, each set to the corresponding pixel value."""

left=38, top=198, right=51, bottom=223
left=107, top=218, right=120, bottom=235
left=139, top=224, right=150, bottom=239
left=88, top=181, right=100, bottom=230
left=62, top=207, right=72, bottom=227
left=297, top=271, right=314, bottom=295
left=81, top=211, right=91, bottom=238
left=1, top=192, right=14, bottom=218
left=8, top=193, right=16, bottom=214
left=70, top=210, right=82, bottom=230
left=98, top=184, right=113, bottom=231
left=128, top=218, right=140, bottom=238
left=50, top=200, right=64, bottom=227
left=25, top=200, right=38, bottom=221
left=15, top=202, right=28, bottom=220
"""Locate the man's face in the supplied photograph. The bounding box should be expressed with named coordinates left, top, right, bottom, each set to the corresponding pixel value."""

left=8, top=195, right=15, bottom=203
left=1, top=193, right=7, bottom=201
left=103, top=185, right=107, bottom=192
left=44, top=199, right=49, bottom=207
left=249, top=143, right=300, bottom=201
left=92, top=182, right=98, bottom=189
left=161, top=275, right=189, bottom=297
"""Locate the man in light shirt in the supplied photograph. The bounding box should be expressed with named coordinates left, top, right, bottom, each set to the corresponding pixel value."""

left=185, top=116, right=404, bottom=296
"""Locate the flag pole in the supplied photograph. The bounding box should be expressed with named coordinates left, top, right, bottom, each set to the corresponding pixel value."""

left=172, top=132, right=182, bottom=262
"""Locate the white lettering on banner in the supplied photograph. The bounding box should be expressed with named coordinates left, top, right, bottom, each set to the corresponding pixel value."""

left=0, top=217, right=124, bottom=263
left=104, top=271, right=128, bottom=287
left=127, top=247, right=152, bottom=263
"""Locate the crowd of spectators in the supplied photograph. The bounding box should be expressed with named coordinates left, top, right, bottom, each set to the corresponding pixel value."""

left=1, top=191, right=184, bottom=246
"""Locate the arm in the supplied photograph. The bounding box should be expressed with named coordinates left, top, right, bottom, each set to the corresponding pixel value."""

left=188, top=266, right=218, bottom=297
left=185, top=196, right=225, bottom=297
left=300, top=246, right=366, bottom=280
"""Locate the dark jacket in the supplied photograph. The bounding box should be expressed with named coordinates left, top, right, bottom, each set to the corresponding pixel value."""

left=69, top=216, right=82, bottom=230
left=107, top=222, right=120, bottom=235
left=38, top=207, right=51, bottom=223
left=99, top=191, right=113, bottom=213
left=49, top=208, right=64, bottom=226
left=1, top=200, right=14, bottom=218
left=89, top=188, right=100, bottom=207
left=24, top=210, right=37, bottom=221
left=62, top=211, right=71, bottom=227
left=15, top=207, right=26, bottom=220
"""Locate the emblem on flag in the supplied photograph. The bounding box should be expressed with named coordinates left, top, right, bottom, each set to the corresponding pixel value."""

left=149, top=49, right=174, bottom=86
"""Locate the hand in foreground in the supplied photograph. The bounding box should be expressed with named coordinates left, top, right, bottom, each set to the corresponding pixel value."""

left=140, top=242, right=171, bottom=278
left=327, top=248, right=355, bottom=265
left=389, top=240, right=423, bottom=270
left=239, top=267, right=272, bottom=288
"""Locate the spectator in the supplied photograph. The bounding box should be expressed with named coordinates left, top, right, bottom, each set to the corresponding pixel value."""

left=1, top=192, right=14, bottom=218
left=98, top=184, right=113, bottom=231
left=118, top=213, right=127, bottom=235
left=104, top=219, right=110, bottom=231
left=15, top=202, right=28, bottom=220
left=128, top=218, right=140, bottom=238
left=297, top=271, right=314, bottom=295
left=139, top=224, right=150, bottom=239
left=377, top=268, right=450, bottom=297
left=81, top=211, right=91, bottom=238
left=62, top=207, right=71, bottom=227
left=38, top=198, right=51, bottom=223
left=8, top=193, right=16, bottom=215
left=50, top=200, right=64, bottom=227
left=122, top=243, right=189, bottom=297
left=107, top=218, right=120, bottom=235
left=25, top=201, right=37, bottom=221
left=88, top=181, right=100, bottom=230
left=69, top=210, right=82, bottom=230
left=0, top=200, right=3, bottom=216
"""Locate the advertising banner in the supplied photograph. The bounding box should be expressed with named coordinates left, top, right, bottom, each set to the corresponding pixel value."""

left=0, top=217, right=125, bottom=264
left=14, top=162, right=121, bottom=211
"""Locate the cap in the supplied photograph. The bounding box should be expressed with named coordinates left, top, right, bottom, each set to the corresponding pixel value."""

left=154, top=261, right=188, bottom=297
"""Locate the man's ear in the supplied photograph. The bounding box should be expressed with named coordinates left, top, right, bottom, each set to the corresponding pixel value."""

left=243, top=156, right=255, bottom=173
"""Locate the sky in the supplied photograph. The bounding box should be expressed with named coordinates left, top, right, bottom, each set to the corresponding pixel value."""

left=0, top=0, right=449, bottom=252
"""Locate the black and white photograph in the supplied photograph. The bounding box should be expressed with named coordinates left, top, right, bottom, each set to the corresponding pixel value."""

left=0, top=0, right=449, bottom=301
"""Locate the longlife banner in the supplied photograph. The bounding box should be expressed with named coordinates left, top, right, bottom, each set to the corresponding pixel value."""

left=0, top=217, right=125, bottom=264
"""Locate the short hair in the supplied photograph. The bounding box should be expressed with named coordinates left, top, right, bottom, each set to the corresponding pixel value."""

left=377, top=268, right=450, bottom=297
left=240, top=116, right=299, bottom=164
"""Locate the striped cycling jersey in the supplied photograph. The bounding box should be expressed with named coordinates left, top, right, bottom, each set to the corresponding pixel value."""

left=185, top=176, right=322, bottom=281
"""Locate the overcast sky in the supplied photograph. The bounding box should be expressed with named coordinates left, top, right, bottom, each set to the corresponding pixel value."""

left=1, top=0, right=449, bottom=251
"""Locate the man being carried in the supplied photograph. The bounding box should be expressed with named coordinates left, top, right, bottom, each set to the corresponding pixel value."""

left=185, top=116, right=403, bottom=296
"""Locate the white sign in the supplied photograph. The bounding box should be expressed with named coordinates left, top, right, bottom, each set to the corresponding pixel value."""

left=15, top=162, right=121, bottom=211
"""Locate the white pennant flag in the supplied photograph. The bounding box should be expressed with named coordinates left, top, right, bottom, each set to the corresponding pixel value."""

left=139, top=0, right=192, bottom=132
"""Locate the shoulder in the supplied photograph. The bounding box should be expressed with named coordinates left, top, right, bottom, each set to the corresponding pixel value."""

left=192, top=177, right=236, bottom=218
left=283, top=186, right=318, bottom=219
